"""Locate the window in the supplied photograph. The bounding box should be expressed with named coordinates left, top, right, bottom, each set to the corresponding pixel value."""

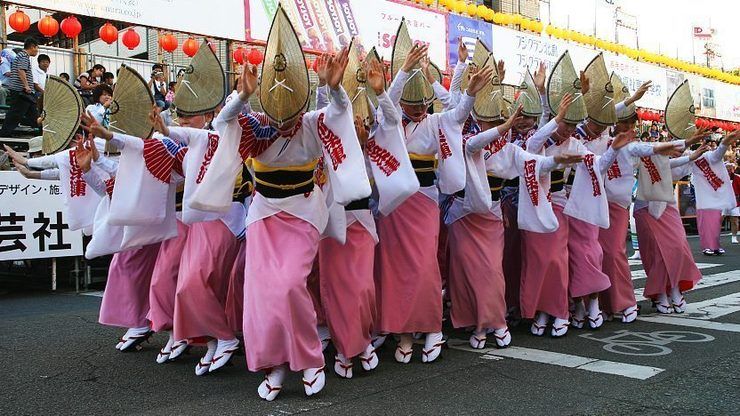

left=702, top=88, right=715, bottom=109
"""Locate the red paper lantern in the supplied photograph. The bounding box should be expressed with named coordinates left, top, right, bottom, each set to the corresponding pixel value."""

left=182, top=37, right=199, bottom=57
left=99, top=23, right=118, bottom=44
left=233, top=47, right=246, bottom=65
left=8, top=10, right=30, bottom=33
left=38, top=15, right=59, bottom=37
left=159, top=33, right=178, bottom=53
left=121, top=28, right=140, bottom=50
left=60, top=16, right=82, bottom=38
left=247, top=48, right=264, bottom=65
left=442, top=76, right=451, bottom=90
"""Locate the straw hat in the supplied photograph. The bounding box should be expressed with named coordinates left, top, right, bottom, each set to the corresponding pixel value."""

left=500, top=83, right=518, bottom=118
left=363, top=47, right=383, bottom=108
left=547, top=51, right=588, bottom=124
left=513, top=69, right=542, bottom=118
left=259, top=4, right=310, bottom=126
left=664, top=80, right=697, bottom=140
left=461, top=38, right=491, bottom=92
left=40, top=75, right=83, bottom=154
left=473, top=53, right=507, bottom=122
left=610, top=72, right=636, bottom=121
left=391, top=18, right=435, bottom=106
left=342, top=40, right=374, bottom=125
left=173, top=41, right=226, bottom=116
left=27, top=136, right=43, bottom=153
left=109, top=64, right=154, bottom=140
left=583, top=53, right=617, bottom=126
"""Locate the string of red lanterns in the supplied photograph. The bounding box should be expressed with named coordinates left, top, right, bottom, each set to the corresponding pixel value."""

left=182, top=37, right=199, bottom=57
left=8, top=9, right=31, bottom=33
left=121, top=28, right=140, bottom=50
left=60, top=16, right=81, bottom=38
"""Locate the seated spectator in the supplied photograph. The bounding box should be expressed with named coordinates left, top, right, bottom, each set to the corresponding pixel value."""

left=59, top=72, right=70, bottom=82
left=0, top=47, right=17, bottom=107
left=102, top=71, right=115, bottom=87
left=0, top=38, right=40, bottom=137
left=76, top=64, right=105, bottom=105
left=85, top=84, right=113, bottom=127
left=165, top=81, right=176, bottom=105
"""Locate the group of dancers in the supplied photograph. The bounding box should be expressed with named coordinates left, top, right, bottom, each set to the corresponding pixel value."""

left=5, top=6, right=739, bottom=401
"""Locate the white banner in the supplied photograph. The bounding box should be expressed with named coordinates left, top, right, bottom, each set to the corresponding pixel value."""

left=246, top=0, right=448, bottom=66
left=10, top=0, right=247, bottom=40
left=0, top=172, right=83, bottom=261
left=491, top=25, right=563, bottom=85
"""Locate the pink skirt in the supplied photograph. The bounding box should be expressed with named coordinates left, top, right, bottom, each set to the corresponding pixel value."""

left=567, top=217, right=611, bottom=298
left=437, top=215, right=450, bottom=292
left=520, top=205, right=569, bottom=320
left=599, top=203, right=636, bottom=313
left=375, top=192, right=443, bottom=334
left=501, top=197, right=522, bottom=311
left=173, top=220, right=239, bottom=341
left=697, top=209, right=722, bottom=250
left=147, top=220, right=189, bottom=333
left=99, top=243, right=161, bottom=328
left=306, top=256, right=326, bottom=326
left=447, top=213, right=507, bottom=331
left=634, top=206, right=702, bottom=299
left=318, top=221, right=377, bottom=358
left=243, top=212, right=324, bottom=372
left=225, top=240, right=247, bottom=334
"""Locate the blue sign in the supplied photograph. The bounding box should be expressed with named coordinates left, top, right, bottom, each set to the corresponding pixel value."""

left=447, top=13, right=494, bottom=68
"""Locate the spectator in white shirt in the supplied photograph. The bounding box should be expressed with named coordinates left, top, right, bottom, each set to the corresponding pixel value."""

left=31, top=54, right=50, bottom=94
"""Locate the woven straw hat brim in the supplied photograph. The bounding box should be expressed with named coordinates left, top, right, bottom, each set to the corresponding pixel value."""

left=364, top=47, right=383, bottom=108
left=342, top=39, right=374, bottom=125
left=259, top=4, right=310, bottom=125
left=461, top=38, right=491, bottom=92
left=391, top=19, right=435, bottom=106
left=547, top=51, right=588, bottom=123
left=584, top=53, right=617, bottom=126
left=473, top=54, right=506, bottom=122
left=610, top=72, right=637, bottom=121
left=41, top=75, right=83, bottom=154
left=665, top=80, right=697, bottom=140
left=173, top=42, right=226, bottom=116
left=515, top=69, right=543, bottom=118
left=109, top=64, right=154, bottom=141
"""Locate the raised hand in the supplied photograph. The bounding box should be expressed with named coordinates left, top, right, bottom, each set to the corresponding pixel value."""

left=401, top=43, right=428, bottom=72
left=365, top=59, right=386, bottom=94
left=74, top=137, right=93, bottom=173
left=86, top=133, right=100, bottom=162
left=148, top=105, right=169, bottom=137
left=457, top=37, right=468, bottom=63
left=612, top=129, right=636, bottom=150
left=579, top=70, right=590, bottom=95
left=497, top=59, right=506, bottom=82
left=685, top=127, right=710, bottom=146
left=721, top=129, right=740, bottom=147
left=653, top=141, right=684, bottom=158
left=554, top=153, right=585, bottom=165
left=316, top=53, right=330, bottom=86
left=354, top=116, right=369, bottom=147
left=500, top=105, right=523, bottom=132
left=533, top=61, right=547, bottom=94
left=240, top=63, right=259, bottom=100
left=554, top=93, right=574, bottom=123
left=326, top=46, right=350, bottom=90
left=80, top=111, right=113, bottom=140
left=626, top=81, right=652, bottom=105
left=689, top=143, right=710, bottom=161
left=466, top=65, right=494, bottom=96
left=3, top=144, right=28, bottom=166
left=420, top=56, right=435, bottom=84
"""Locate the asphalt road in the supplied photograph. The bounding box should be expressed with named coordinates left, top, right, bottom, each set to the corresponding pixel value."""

left=2, top=234, right=739, bottom=415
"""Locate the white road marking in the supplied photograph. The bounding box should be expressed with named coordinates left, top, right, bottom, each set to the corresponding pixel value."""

left=679, top=292, right=740, bottom=320
left=448, top=343, right=664, bottom=380
left=630, top=263, right=721, bottom=281
left=633, top=271, right=740, bottom=299
left=638, top=315, right=740, bottom=333
left=80, top=291, right=104, bottom=298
